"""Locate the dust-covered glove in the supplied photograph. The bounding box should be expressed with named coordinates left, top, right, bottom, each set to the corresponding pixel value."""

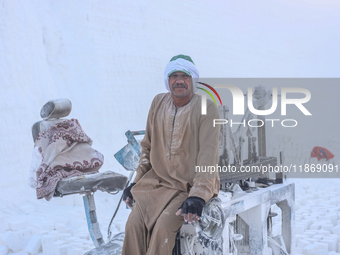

left=122, top=183, right=136, bottom=201
left=178, top=196, right=205, bottom=217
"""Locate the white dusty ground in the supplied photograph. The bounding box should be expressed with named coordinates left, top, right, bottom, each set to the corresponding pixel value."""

left=0, top=186, right=129, bottom=255
left=290, top=178, right=340, bottom=255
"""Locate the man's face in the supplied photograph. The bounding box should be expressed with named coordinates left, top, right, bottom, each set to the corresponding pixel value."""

left=169, top=71, right=192, bottom=99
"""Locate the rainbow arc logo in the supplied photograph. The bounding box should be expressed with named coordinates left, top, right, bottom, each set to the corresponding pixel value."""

left=197, top=82, right=223, bottom=106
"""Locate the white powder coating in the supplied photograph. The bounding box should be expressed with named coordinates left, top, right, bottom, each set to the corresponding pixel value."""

left=28, top=146, right=43, bottom=189
left=0, top=0, right=339, bottom=254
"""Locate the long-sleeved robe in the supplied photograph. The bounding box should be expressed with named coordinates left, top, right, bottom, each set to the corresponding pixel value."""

left=131, top=92, right=220, bottom=230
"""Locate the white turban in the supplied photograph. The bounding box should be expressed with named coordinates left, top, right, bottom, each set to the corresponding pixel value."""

left=164, top=55, right=199, bottom=92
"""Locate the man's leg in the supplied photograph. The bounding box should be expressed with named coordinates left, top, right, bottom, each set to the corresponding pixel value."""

left=146, top=192, right=187, bottom=255
left=122, top=203, right=148, bottom=255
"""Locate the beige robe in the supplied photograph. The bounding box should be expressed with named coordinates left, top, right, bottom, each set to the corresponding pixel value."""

left=131, top=92, right=220, bottom=230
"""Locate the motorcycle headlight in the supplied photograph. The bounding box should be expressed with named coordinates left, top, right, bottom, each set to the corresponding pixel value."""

left=196, top=197, right=226, bottom=253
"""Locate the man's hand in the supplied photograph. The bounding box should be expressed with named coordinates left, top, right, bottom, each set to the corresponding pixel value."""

left=175, top=196, right=205, bottom=224
left=123, top=183, right=136, bottom=208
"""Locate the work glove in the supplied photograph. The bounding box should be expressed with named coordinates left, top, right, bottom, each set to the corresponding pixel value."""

left=176, top=196, right=205, bottom=224
left=122, top=183, right=136, bottom=201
